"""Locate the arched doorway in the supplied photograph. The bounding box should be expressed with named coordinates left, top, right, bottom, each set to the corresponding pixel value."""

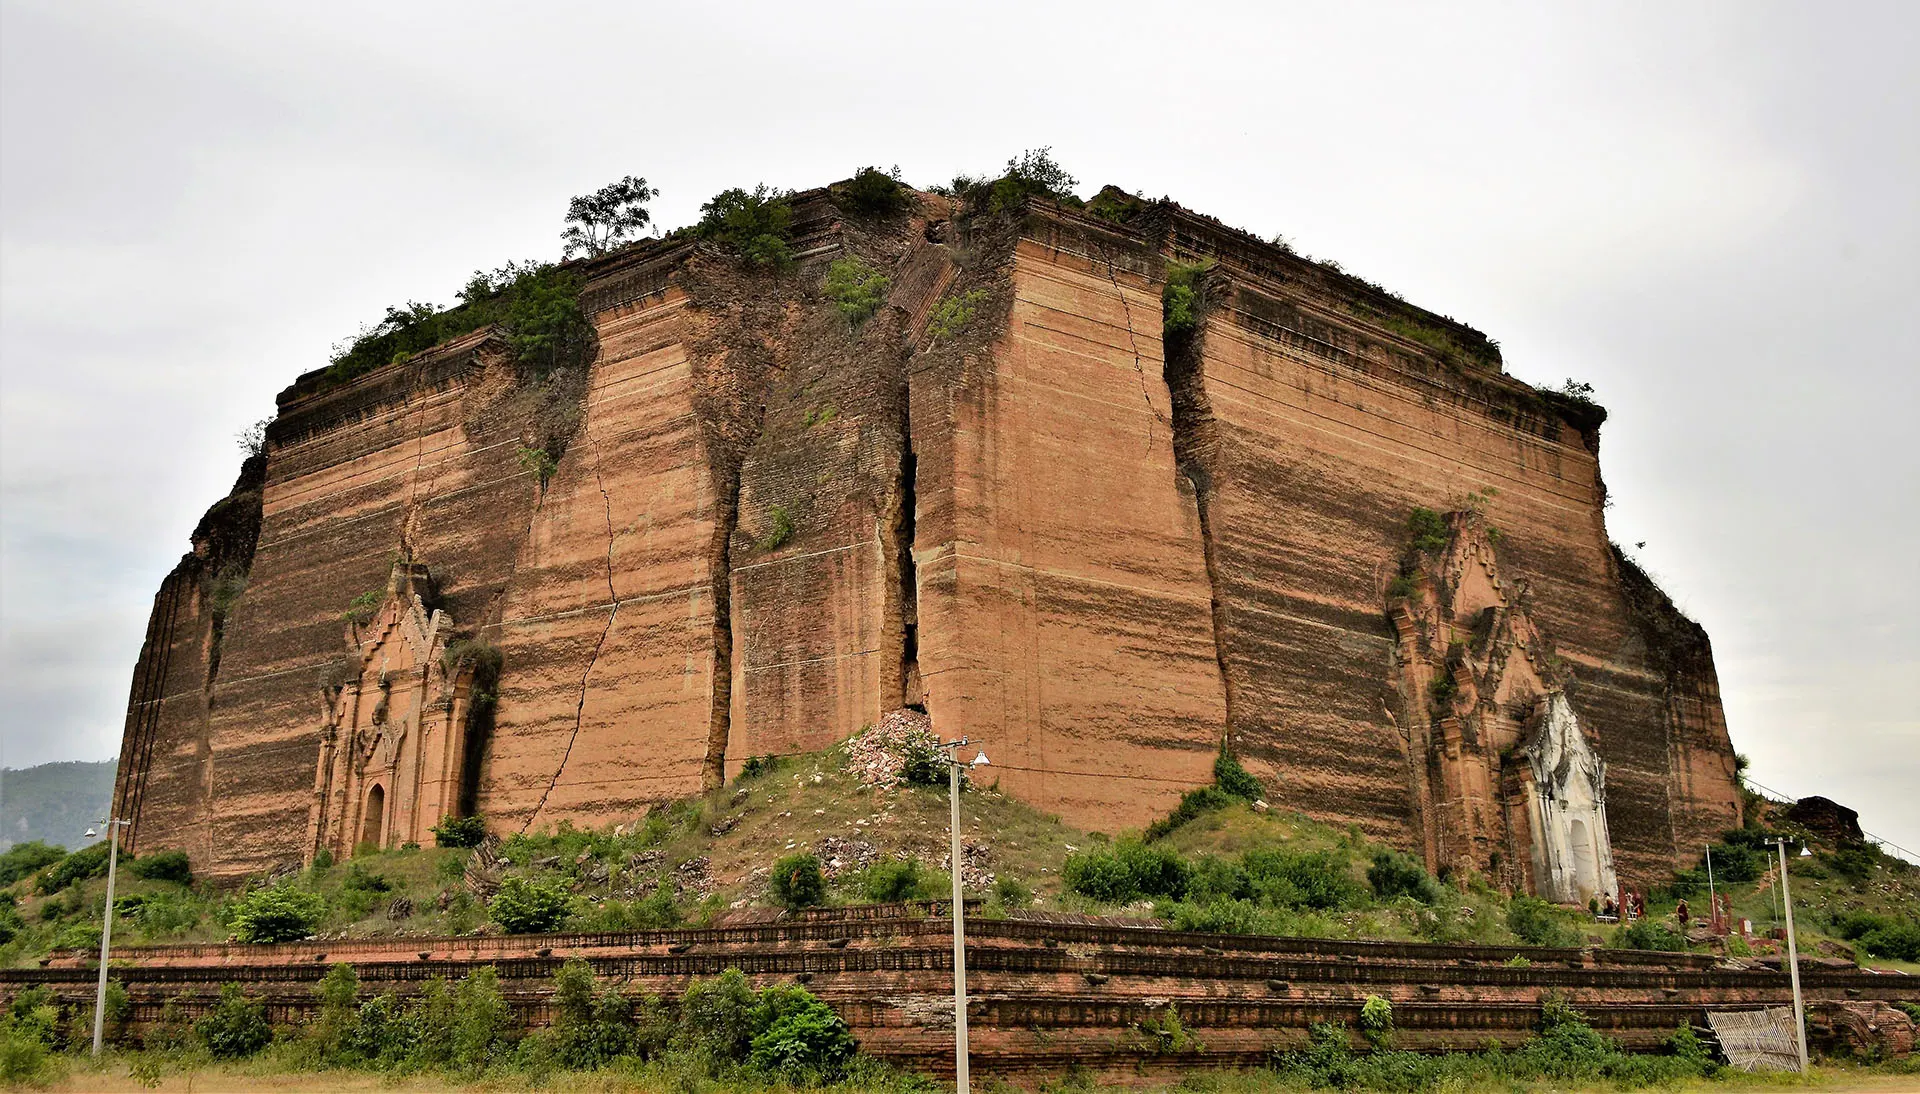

left=361, top=785, right=386, bottom=850
left=1569, top=817, right=1598, bottom=898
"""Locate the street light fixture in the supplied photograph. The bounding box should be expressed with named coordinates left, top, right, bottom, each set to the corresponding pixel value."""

left=87, top=817, right=132, bottom=1057
left=1770, top=837, right=1813, bottom=1073
left=944, top=739, right=988, bottom=1094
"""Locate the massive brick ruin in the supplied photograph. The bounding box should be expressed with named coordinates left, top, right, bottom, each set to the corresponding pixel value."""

left=110, top=181, right=1743, bottom=895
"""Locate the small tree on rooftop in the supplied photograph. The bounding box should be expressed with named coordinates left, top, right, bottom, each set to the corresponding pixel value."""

left=561, top=175, right=659, bottom=259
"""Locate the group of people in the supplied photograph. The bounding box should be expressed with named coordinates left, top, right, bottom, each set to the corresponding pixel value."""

left=1598, top=890, right=1647, bottom=921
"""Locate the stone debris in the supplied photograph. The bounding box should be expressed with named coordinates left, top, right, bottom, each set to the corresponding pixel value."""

left=674, top=856, right=713, bottom=899
left=386, top=896, right=413, bottom=921
left=845, top=708, right=940, bottom=789
left=941, top=838, right=995, bottom=892
left=815, top=836, right=881, bottom=878
left=710, top=815, right=740, bottom=836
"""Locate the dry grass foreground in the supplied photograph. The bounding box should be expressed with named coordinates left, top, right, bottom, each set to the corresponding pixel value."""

left=26, top=1058, right=1920, bottom=1093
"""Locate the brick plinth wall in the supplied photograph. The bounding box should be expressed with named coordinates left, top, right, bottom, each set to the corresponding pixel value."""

left=6, top=907, right=1911, bottom=1078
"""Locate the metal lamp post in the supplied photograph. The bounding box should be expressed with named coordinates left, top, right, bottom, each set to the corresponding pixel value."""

left=1771, top=837, right=1812, bottom=1073
left=85, top=817, right=131, bottom=1056
left=944, top=738, right=989, bottom=1094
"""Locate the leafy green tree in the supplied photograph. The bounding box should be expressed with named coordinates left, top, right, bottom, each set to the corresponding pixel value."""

left=824, top=258, right=890, bottom=325
left=561, top=175, right=659, bottom=258
left=489, top=875, right=571, bottom=934
left=451, top=967, right=514, bottom=1071
left=228, top=882, right=326, bottom=943
left=697, top=185, right=796, bottom=268
left=861, top=859, right=937, bottom=903
left=836, top=166, right=910, bottom=216
left=1367, top=850, right=1441, bottom=904
left=196, top=984, right=272, bottom=1058
left=0, top=842, right=65, bottom=887
left=676, top=967, right=760, bottom=1060
left=430, top=815, right=487, bottom=849
left=748, top=989, right=855, bottom=1077
left=770, top=853, right=827, bottom=910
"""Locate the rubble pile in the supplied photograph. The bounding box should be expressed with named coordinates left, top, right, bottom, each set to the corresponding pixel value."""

left=844, top=708, right=942, bottom=789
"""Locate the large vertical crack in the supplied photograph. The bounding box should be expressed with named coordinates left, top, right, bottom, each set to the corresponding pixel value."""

left=700, top=465, right=740, bottom=790
left=1094, top=242, right=1171, bottom=455
left=882, top=341, right=924, bottom=710
left=522, top=422, right=619, bottom=831
left=1160, top=267, right=1239, bottom=751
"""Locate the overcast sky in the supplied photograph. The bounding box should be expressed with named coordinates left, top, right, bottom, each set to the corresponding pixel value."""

left=2, top=1, right=1914, bottom=857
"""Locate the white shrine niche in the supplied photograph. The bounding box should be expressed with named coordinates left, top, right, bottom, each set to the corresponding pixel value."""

left=1522, top=692, right=1618, bottom=905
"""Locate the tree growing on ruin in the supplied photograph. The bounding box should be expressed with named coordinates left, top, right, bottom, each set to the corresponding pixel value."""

left=561, top=175, right=659, bottom=259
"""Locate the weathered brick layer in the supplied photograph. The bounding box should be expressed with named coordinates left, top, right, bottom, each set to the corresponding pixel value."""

left=112, top=185, right=1741, bottom=890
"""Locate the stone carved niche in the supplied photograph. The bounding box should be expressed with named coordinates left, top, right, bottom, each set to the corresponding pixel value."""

left=1386, top=511, right=1618, bottom=904
left=307, top=562, right=476, bottom=862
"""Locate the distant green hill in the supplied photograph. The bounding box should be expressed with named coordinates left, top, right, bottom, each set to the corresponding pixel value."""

left=1, top=760, right=115, bottom=851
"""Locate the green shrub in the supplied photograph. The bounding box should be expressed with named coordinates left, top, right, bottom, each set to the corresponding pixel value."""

left=343, top=991, right=412, bottom=1064
left=0, top=1026, right=52, bottom=1085
left=1162, top=259, right=1212, bottom=341
left=1183, top=855, right=1251, bottom=903
left=1243, top=848, right=1364, bottom=911
left=1143, top=785, right=1238, bottom=842
left=771, top=853, right=827, bottom=910
left=696, top=185, right=795, bottom=268
left=320, top=262, right=590, bottom=395
left=431, top=814, right=488, bottom=849
left=229, top=882, right=326, bottom=943
left=927, top=288, right=989, bottom=341
left=1508, top=896, right=1582, bottom=947
left=676, top=967, right=760, bottom=1060
left=52, top=920, right=100, bottom=952
left=1407, top=507, right=1449, bottom=553
left=824, top=258, right=891, bottom=326
left=36, top=841, right=110, bottom=894
left=748, top=988, right=855, bottom=1077
left=516, top=445, right=557, bottom=485
left=976, top=147, right=1079, bottom=216
left=1064, top=840, right=1188, bottom=904
left=0, top=841, right=66, bottom=887
left=4, top=987, right=59, bottom=1049
left=550, top=958, right=634, bottom=1069
left=1367, top=850, right=1441, bottom=904
left=342, top=862, right=391, bottom=893
left=861, top=859, right=938, bottom=903
left=1856, top=922, right=1920, bottom=961
left=993, top=875, right=1032, bottom=909
left=1213, top=749, right=1264, bottom=801
left=452, top=967, right=515, bottom=1071
left=898, top=730, right=950, bottom=788
left=1615, top=917, right=1687, bottom=952
left=836, top=166, right=911, bottom=217
left=197, top=983, right=273, bottom=1058
left=1358, top=994, right=1394, bottom=1049
left=1145, top=750, right=1264, bottom=840
left=128, top=849, right=192, bottom=883
left=755, top=504, right=795, bottom=551
left=340, top=587, right=383, bottom=625
left=489, top=875, right=572, bottom=934
left=310, top=962, right=359, bottom=1061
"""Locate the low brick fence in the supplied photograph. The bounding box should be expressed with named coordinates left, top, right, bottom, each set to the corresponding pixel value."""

left=5, top=905, right=1913, bottom=1078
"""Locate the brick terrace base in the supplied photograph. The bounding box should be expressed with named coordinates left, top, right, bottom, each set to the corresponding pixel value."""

left=6, top=904, right=1914, bottom=1078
